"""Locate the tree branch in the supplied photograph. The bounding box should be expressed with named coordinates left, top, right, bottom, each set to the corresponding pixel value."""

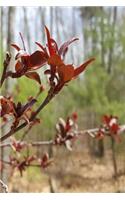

left=0, top=179, right=8, bottom=193
left=0, top=140, right=53, bottom=148
left=0, top=90, right=54, bottom=143
left=0, top=125, right=125, bottom=148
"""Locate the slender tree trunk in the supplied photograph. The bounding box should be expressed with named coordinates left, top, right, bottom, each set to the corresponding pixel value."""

left=0, top=7, right=4, bottom=54
left=39, top=7, right=46, bottom=43
left=58, top=8, right=67, bottom=39
left=0, top=7, right=16, bottom=191
left=23, top=7, right=31, bottom=53
left=111, top=138, right=118, bottom=178
left=100, top=7, right=105, bottom=68
left=70, top=7, right=76, bottom=63
left=55, top=7, right=60, bottom=43
left=107, top=7, right=118, bottom=178
left=107, top=7, right=117, bottom=74
left=50, top=7, right=54, bottom=35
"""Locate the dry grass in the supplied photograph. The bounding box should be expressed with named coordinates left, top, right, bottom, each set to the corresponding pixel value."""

left=8, top=144, right=125, bottom=193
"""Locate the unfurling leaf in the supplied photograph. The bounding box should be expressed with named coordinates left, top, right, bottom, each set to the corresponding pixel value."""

left=45, top=26, right=58, bottom=56
left=29, top=50, right=48, bottom=70
left=59, top=37, right=79, bottom=58
left=15, top=61, right=24, bottom=72
left=74, top=58, right=95, bottom=77
left=40, top=153, right=53, bottom=168
left=25, top=72, right=41, bottom=84
left=11, top=43, right=21, bottom=51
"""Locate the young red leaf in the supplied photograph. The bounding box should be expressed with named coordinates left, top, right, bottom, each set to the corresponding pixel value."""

left=59, top=38, right=79, bottom=58
left=11, top=43, right=21, bottom=51
left=103, top=115, right=111, bottom=125
left=0, top=96, right=15, bottom=117
left=57, top=64, right=74, bottom=83
left=35, top=42, right=46, bottom=51
left=29, top=51, right=48, bottom=70
left=110, top=123, right=119, bottom=134
left=48, top=54, right=64, bottom=66
left=72, top=112, right=78, bottom=121
left=15, top=61, right=24, bottom=72
left=45, top=26, right=58, bottom=56
left=25, top=72, right=41, bottom=84
left=40, top=153, right=53, bottom=168
left=74, top=58, right=95, bottom=77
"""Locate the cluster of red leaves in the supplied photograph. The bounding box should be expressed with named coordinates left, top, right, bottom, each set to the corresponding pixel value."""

left=9, top=155, right=36, bottom=176
left=0, top=96, right=37, bottom=130
left=96, top=115, right=120, bottom=141
left=38, top=152, right=53, bottom=169
left=0, top=26, right=95, bottom=142
left=1, top=26, right=95, bottom=93
left=54, top=112, right=78, bottom=150
left=8, top=152, right=52, bottom=177
left=11, top=138, right=26, bottom=152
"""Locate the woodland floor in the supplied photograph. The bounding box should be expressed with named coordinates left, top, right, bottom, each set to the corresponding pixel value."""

left=8, top=142, right=125, bottom=193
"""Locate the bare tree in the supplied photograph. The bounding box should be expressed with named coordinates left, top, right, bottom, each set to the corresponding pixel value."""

left=23, top=7, right=31, bottom=53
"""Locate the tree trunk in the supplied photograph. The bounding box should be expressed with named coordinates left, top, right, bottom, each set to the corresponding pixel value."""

left=107, top=7, right=117, bottom=74
left=50, top=7, right=54, bottom=35
left=100, top=7, right=105, bottom=68
left=55, top=7, right=60, bottom=43
left=23, top=7, right=31, bottom=53
left=111, top=138, right=118, bottom=178
left=39, top=7, right=46, bottom=43
left=0, top=7, right=16, bottom=191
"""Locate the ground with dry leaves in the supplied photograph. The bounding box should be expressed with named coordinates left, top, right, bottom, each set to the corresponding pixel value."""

left=8, top=139, right=125, bottom=193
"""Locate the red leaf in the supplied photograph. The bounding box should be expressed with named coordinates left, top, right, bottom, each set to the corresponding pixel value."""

left=0, top=96, right=15, bottom=117
left=12, top=141, right=25, bottom=152
left=57, top=64, right=74, bottom=83
left=111, top=123, right=119, bottom=133
left=103, top=115, right=111, bottom=125
left=15, top=51, right=29, bottom=60
left=25, top=72, right=41, bottom=84
left=74, top=58, right=95, bottom=77
left=11, top=43, right=21, bottom=51
left=59, top=38, right=79, bottom=58
left=40, top=153, right=53, bottom=169
left=48, top=54, right=64, bottom=66
left=45, top=26, right=58, bottom=56
left=72, top=112, right=78, bottom=121
left=29, top=51, right=47, bottom=70
left=15, top=61, right=24, bottom=72
left=35, top=42, right=47, bottom=52
left=42, top=153, right=49, bottom=163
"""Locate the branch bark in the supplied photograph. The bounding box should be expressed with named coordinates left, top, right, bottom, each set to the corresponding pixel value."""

left=0, top=179, right=8, bottom=193
left=0, top=125, right=125, bottom=148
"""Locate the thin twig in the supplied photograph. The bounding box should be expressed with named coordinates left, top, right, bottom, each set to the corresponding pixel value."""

left=0, top=125, right=125, bottom=148
left=19, top=32, right=26, bottom=51
left=0, top=179, right=9, bottom=193
left=0, top=52, right=11, bottom=87
left=0, top=140, right=53, bottom=148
